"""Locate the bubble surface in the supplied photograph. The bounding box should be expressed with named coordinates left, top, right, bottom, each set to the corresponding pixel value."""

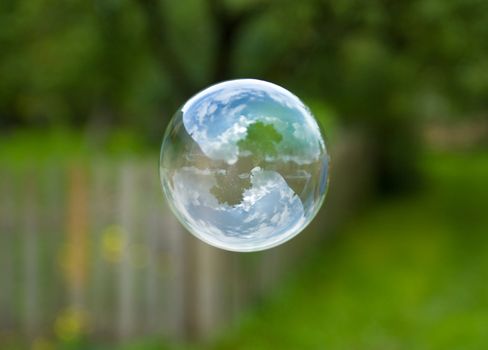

left=160, top=79, right=329, bottom=252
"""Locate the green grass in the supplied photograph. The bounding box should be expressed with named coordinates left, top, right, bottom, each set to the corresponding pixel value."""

left=0, top=128, right=154, bottom=166
left=205, top=151, right=488, bottom=350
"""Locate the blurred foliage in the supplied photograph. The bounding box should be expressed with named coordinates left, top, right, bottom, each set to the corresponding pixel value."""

left=203, top=151, right=488, bottom=350
left=0, top=128, right=152, bottom=166
left=1, top=0, right=487, bottom=187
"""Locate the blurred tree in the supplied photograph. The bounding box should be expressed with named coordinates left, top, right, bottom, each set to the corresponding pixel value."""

left=1, top=0, right=487, bottom=191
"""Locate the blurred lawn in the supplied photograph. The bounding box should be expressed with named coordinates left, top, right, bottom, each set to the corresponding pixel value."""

left=199, top=151, right=488, bottom=350
left=0, top=129, right=153, bottom=166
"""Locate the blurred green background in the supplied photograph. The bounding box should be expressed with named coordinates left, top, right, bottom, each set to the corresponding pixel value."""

left=1, top=0, right=488, bottom=349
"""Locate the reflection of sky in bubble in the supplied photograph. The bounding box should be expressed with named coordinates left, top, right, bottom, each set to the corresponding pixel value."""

left=160, top=79, right=329, bottom=252
left=182, top=80, right=324, bottom=165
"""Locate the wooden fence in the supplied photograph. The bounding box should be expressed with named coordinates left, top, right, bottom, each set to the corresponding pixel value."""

left=0, top=131, right=373, bottom=345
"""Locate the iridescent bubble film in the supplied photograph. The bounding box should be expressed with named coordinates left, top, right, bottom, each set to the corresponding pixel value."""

left=159, top=79, right=329, bottom=252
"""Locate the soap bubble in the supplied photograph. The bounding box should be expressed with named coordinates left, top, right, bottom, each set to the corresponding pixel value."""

left=159, top=79, right=329, bottom=252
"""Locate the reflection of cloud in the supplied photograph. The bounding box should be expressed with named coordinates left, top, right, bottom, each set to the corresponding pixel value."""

left=190, top=115, right=254, bottom=164
left=171, top=166, right=305, bottom=244
left=182, top=79, right=325, bottom=165
left=195, top=99, right=218, bottom=125
left=292, top=122, right=307, bottom=139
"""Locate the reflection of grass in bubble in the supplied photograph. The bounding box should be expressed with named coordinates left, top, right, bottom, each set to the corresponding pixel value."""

left=210, top=171, right=251, bottom=206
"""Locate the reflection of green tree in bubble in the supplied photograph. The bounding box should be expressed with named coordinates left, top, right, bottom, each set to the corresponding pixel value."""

left=237, top=122, right=283, bottom=160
